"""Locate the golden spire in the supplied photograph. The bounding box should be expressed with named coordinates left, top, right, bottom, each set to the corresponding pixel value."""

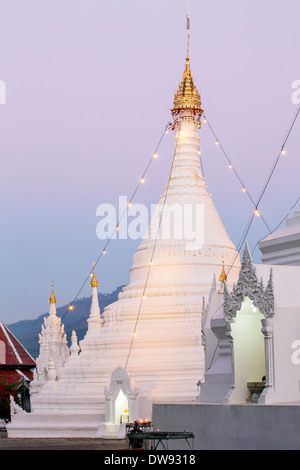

left=171, top=1, right=203, bottom=128
left=48, top=280, right=57, bottom=304
left=90, top=262, right=99, bottom=288
left=218, top=261, right=228, bottom=283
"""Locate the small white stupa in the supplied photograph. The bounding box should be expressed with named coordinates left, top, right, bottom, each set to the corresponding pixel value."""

left=8, top=14, right=241, bottom=438
left=31, top=282, right=69, bottom=394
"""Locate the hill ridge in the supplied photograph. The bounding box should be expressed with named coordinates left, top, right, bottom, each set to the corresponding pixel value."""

left=6, top=286, right=124, bottom=359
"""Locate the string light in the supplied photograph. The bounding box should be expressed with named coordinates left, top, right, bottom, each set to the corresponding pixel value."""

left=60, top=121, right=170, bottom=323
left=254, top=208, right=260, bottom=216
left=203, top=113, right=271, bottom=234
left=242, top=187, right=247, bottom=193
left=125, top=122, right=181, bottom=371
left=153, top=153, right=158, bottom=159
left=281, top=149, right=286, bottom=155
left=68, top=305, right=74, bottom=311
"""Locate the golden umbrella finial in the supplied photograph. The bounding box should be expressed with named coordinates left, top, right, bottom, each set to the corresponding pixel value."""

left=48, top=280, right=57, bottom=304
left=170, top=0, right=204, bottom=128
left=90, top=262, right=99, bottom=288
left=218, top=260, right=228, bottom=283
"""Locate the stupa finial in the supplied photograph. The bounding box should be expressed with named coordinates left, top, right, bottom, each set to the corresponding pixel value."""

left=171, top=0, right=203, bottom=129
left=90, top=262, right=99, bottom=288
left=186, top=0, right=190, bottom=60
left=218, top=260, right=228, bottom=283
left=48, top=280, right=57, bottom=304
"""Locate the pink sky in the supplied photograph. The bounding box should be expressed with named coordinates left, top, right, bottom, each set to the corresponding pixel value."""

left=0, top=0, right=299, bottom=322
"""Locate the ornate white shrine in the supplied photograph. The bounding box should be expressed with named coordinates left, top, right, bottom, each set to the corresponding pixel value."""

left=30, top=282, right=69, bottom=394
left=199, top=242, right=300, bottom=405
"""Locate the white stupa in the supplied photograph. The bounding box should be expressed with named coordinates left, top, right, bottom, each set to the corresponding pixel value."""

left=8, top=18, right=241, bottom=438
left=31, top=282, right=69, bottom=394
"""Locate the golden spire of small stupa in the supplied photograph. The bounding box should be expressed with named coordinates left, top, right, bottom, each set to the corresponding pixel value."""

left=48, top=280, right=57, bottom=304
left=90, top=262, right=99, bottom=288
left=171, top=1, right=203, bottom=128
left=218, top=261, right=228, bottom=283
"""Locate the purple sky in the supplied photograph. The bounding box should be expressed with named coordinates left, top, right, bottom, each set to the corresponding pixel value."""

left=0, top=0, right=299, bottom=323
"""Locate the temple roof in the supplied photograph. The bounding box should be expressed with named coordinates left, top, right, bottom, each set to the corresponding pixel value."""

left=0, top=321, right=36, bottom=368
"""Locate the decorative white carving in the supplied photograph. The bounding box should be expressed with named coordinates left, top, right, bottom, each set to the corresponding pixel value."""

left=105, top=366, right=139, bottom=400
left=223, top=242, right=274, bottom=322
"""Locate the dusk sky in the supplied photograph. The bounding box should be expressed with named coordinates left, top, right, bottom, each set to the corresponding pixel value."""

left=0, top=0, right=299, bottom=323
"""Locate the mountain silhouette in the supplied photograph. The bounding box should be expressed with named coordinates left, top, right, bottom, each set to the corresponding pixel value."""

left=6, top=286, right=124, bottom=360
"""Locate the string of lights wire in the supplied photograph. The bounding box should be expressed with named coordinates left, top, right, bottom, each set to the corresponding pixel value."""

left=124, top=123, right=182, bottom=370
left=225, top=103, right=300, bottom=278
left=202, top=114, right=272, bottom=233
left=60, top=121, right=171, bottom=321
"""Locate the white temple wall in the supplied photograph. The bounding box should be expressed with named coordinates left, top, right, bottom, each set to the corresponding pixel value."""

left=152, top=403, right=300, bottom=450
left=270, top=307, right=300, bottom=403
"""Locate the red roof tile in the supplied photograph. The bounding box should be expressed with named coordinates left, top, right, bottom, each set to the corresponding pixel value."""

left=0, top=322, right=36, bottom=368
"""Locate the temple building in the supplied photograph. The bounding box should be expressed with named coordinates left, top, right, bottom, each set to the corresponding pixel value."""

left=0, top=322, right=36, bottom=413
left=152, top=241, right=300, bottom=449
left=7, top=16, right=241, bottom=438
left=259, top=210, right=300, bottom=266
